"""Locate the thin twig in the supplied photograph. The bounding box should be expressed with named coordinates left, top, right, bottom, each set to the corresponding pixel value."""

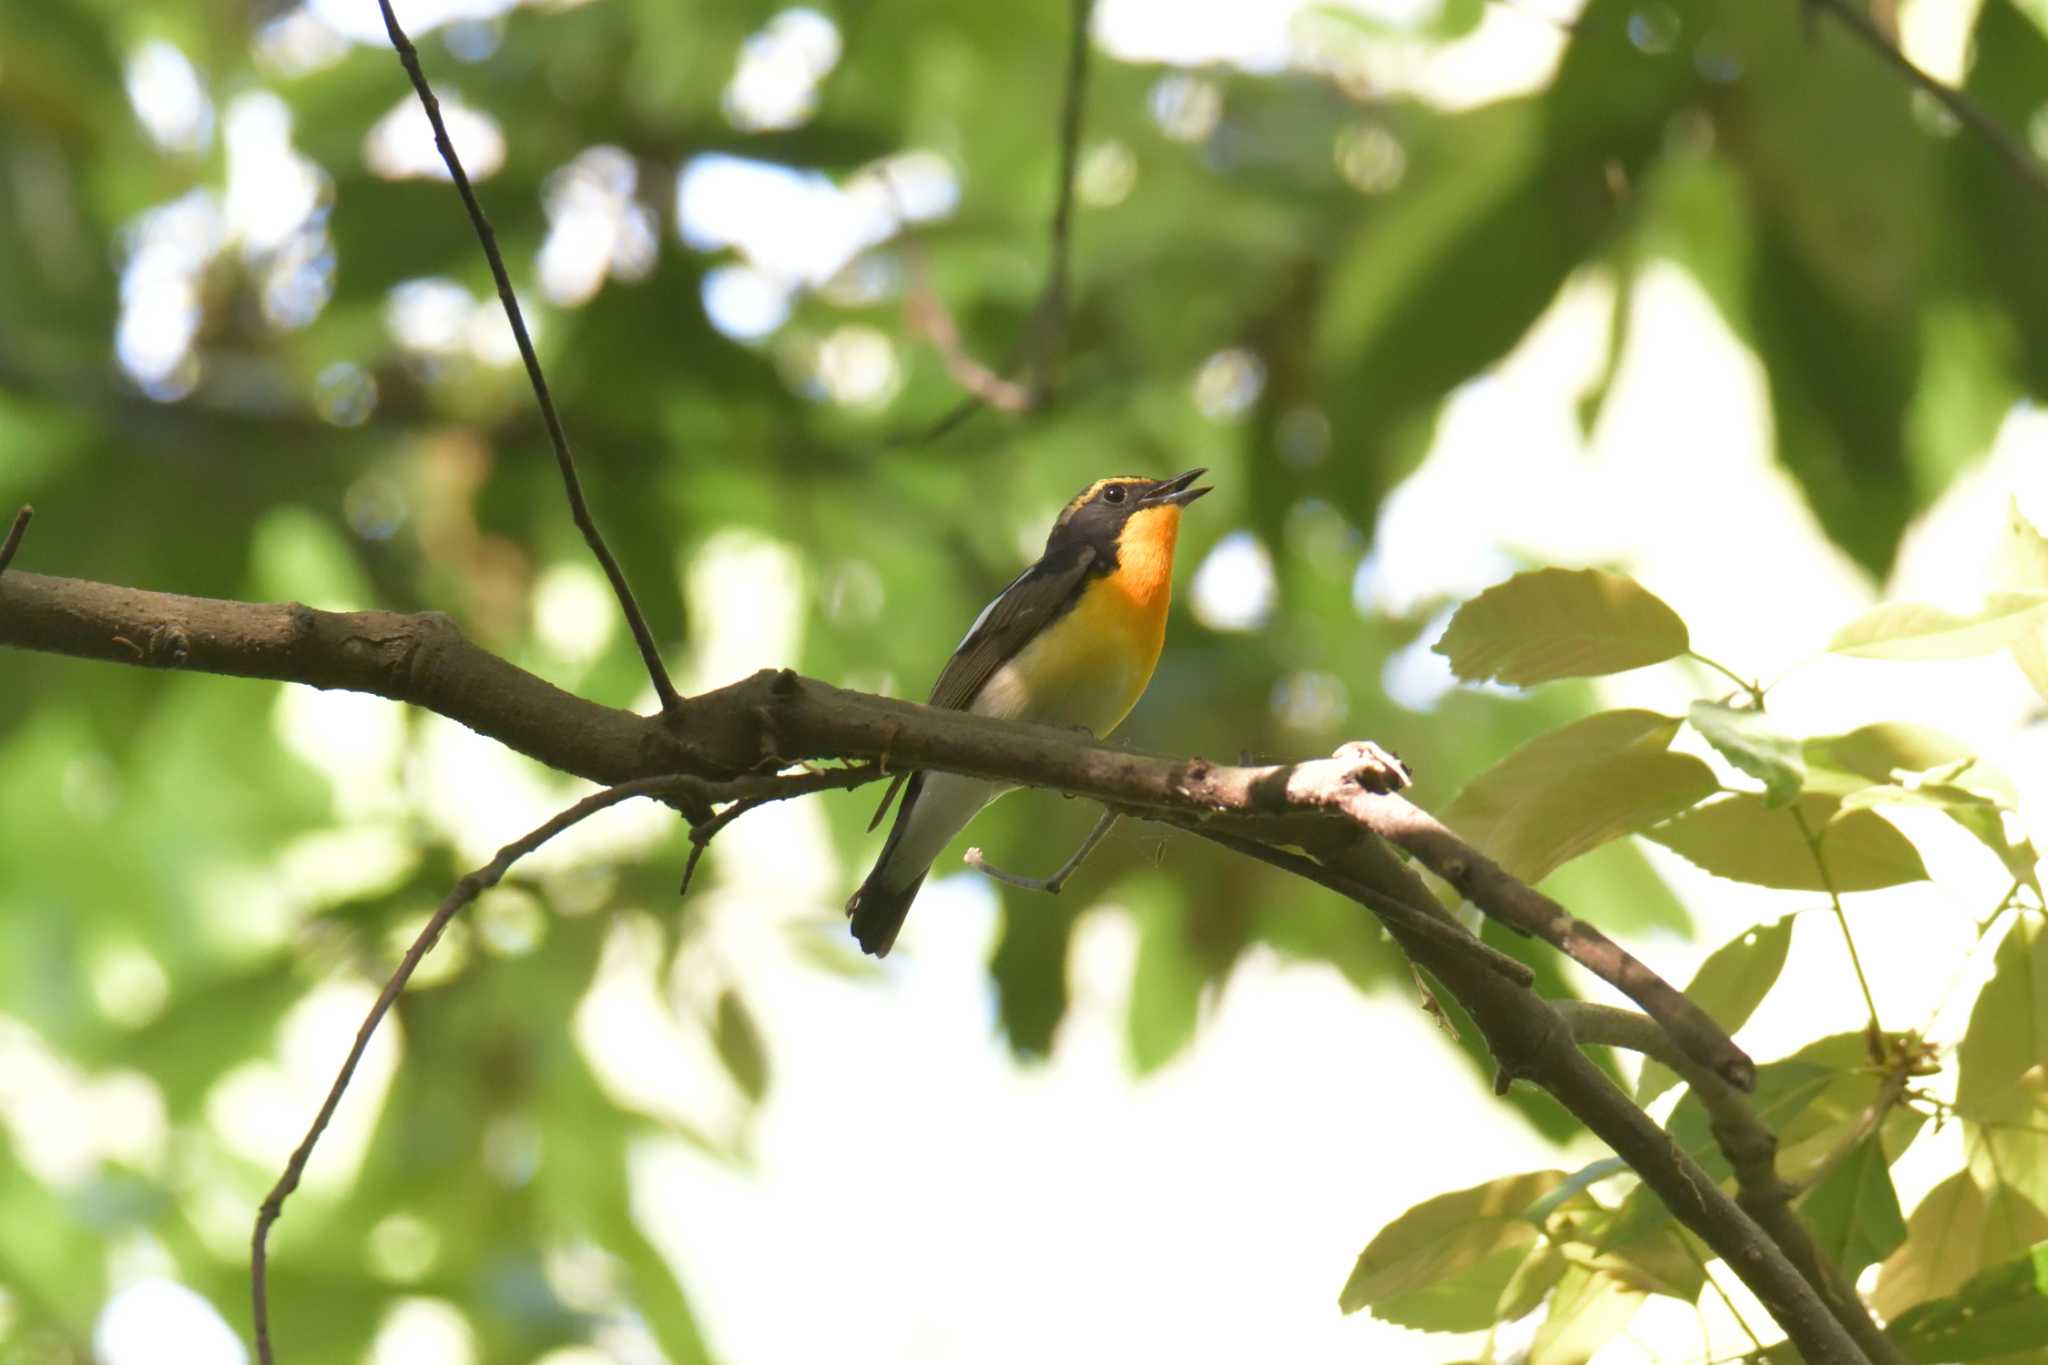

left=890, top=0, right=1095, bottom=440
left=902, top=241, right=1034, bottom=414
left=1791, top=802, right=1884, bottom=1045
left=1804, top=0, right=2048, bottom=203
left=679, top=763, right=887, bottom=895
left=251, top=774, right=692, bottom=1365
left=680, top=798, right=760, bottom=896
left=372, top=0, right=682, bottom=715
left=965, top=807, right=1119, bottom=893
left=1686, top=650, right=1763, bottom=705
left=1031, top=0, right=1096, bottom=401
left=0, top=506, right=31, bottom=576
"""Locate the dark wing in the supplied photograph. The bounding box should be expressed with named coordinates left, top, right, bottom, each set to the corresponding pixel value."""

left=927, top=546, right=1096, bottom=712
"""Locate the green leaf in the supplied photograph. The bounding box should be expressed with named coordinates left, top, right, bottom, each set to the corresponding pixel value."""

left=1636, top=918, right=1792, bottom=1106
left=1437, top=709, right=1717, bottom=885
left=1338, top=1170, right=1563, bottom=1316
left=1433, top=569, right=1691, bottom=686
left=713, top=990, right=769, bottom=1103
left=1128, top=892, right=1204, bottom=1076
left=1370, top=1240, right=1543, bottom=1332
left=1799, top=1133, right=1907, bottom=1280
left=1687, top=700, right=1806, bottom=806
left=1526, top=1263, right=1645, bottom=1365
left=1588, top=1227, right=1706, bottom=1302
left=1647, top=793, right=1929, bottom=892
left=1888, top=1241, right=2048, bottom=1362
left=1828, top=592, right=2048, bottom=659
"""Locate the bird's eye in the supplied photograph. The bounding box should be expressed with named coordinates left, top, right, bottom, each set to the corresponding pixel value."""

left=1103, top=485, right=1126, bottom=504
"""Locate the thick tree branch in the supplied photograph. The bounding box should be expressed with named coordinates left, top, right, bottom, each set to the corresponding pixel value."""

left=372, top=0, right=683, bottom=713
left=0, top=571, right=1748, bottom=1084
left=0, top=570, right=683, bottom=783
left=6, top=570, right=1886, bottom=1357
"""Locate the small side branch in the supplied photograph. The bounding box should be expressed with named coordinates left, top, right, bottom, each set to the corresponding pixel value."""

left=372, top=0, right=682, bottom=714
left=0, top=506, right=31, bottom=576
left=966, top=807, right=1119, bottom=894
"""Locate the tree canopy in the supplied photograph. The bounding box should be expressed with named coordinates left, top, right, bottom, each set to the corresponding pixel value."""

left=5, top=0, right=2048, bottom=1362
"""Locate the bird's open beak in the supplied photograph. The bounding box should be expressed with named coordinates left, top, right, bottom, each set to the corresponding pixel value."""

left=1142, top=467, right=1212, bottom=508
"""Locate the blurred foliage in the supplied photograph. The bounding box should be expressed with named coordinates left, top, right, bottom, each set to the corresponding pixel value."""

left=4, top=0, right=2048, bottom=1359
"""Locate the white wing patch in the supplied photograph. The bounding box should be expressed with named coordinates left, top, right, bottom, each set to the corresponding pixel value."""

left=953, top=566, right=1030, bottom=656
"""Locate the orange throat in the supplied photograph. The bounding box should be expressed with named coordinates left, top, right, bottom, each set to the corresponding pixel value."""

left=1113, top=504, right=1182, bottom=613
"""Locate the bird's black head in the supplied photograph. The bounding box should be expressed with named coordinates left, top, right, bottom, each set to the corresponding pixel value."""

left=1048, top=468, right=1211, bottom=558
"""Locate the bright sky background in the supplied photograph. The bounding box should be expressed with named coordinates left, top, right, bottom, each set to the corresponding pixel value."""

left=69, top=0, right=2048, bottom=1361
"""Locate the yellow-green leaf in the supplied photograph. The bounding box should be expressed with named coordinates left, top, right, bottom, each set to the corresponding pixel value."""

left=1495, top=1238, right=1568, bottom=1323
left=1438, top=709, right=1717, bottom=885
left=1828, top=592, right=2048, bottom=660
left=1647, top=793, right=1929, bottom=892
left=1433, top=568, right=1690, bottom=686
left=1339, top=1170, right=1563, bottom=1315
left=1688, top=700, right=1805, bottom=806
left=1636, top=918, right=1791, bottom=1106
left=1804, top=722, right=2019, bottom=804
left=1992, top=498, right=2048, bottom=592
left=1955, top=919, right=2048, bottom=1122
left=2015, top=629, right=2048, bottom=705
left=1526, top=1264, right=1645, bottom=1365
left=1874, top=1173, right=1991, bottom=1320
left=1839, top=783, right=2040, bottom=895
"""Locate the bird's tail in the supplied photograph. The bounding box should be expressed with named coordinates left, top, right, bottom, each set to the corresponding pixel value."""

left=846, top=772, right=930, bottom=957
left=846, top=866, right=928, bottom=958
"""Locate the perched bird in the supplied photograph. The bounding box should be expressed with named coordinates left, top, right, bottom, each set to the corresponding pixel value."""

left=846, top=468, right=1212, bottom=957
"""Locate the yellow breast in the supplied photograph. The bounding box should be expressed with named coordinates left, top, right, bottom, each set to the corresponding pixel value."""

left=970, top=505, right=1183, bottom=736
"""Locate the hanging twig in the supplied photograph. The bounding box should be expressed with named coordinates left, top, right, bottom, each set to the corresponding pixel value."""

left=1803, top=0, right=2048, bottom=204
left=372, top=0, right=683, bottom=714
left=0, top=506, right=30, bottom=576
left=896, top=0, right=1097, bottom=441
left=251, top=774, right=697, bottom=1364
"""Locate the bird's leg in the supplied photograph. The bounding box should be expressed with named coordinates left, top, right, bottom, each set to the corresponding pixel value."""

left=964, top=808, right=1120, bottom=895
